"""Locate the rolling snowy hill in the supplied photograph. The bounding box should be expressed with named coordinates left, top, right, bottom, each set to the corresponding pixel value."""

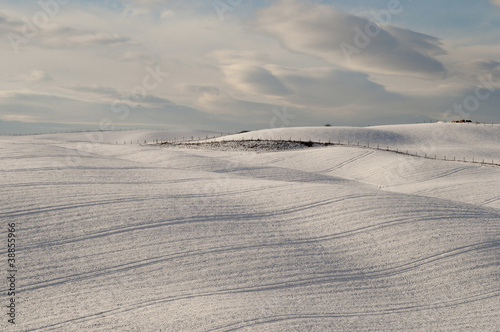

left=1, top=124, right=499, bottom=331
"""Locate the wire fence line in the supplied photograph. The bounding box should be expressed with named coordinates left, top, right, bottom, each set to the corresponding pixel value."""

left=132, top=137, right=500, bottom=168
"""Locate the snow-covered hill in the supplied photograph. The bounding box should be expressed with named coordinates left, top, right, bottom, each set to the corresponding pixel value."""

left=210, top=123, right=500, bottom=161
left=1, top=124, right=499, bottom=331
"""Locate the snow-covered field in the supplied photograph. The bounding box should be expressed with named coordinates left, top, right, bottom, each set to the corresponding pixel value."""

left=1, top=123, right=499, bottom=331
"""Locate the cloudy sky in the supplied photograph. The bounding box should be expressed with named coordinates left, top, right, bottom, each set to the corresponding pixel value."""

left=1, top=0, right=499, bottom=134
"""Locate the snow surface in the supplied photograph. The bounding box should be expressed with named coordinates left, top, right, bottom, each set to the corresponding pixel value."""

left=1, top=124, right=499, bottom=331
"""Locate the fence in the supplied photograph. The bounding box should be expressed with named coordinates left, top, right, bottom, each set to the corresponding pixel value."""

left=132, top=137, right=500, bottom=168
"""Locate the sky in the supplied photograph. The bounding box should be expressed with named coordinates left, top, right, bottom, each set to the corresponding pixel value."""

left=0, top=0, right=499, bottom=134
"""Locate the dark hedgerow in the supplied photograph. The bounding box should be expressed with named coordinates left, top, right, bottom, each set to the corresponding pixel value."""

left=302, top=141, right=314, bottom=147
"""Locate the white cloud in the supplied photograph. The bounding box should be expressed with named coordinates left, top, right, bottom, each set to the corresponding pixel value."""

left=451, top=59, right=500, bottom=81
left=0, top=9, right=133, bottom=49
left=275, top=67, right=403, bottom=109
left=179, top=84, right=220, bottom=95
left=221, top=64, right=292, bottom=96
left=118, top=51, right=157, bottom=65
left=123, top=6, right=149, bottom=17
left=217, top=62, right=402, bottom=110
left=0, top=12, right=22, bottom=31
left=196, top=91, right=275, bottom=116
left=255, top=0, right=447, bottom=79
left=67, top=85, right=120, bottom=96
left=42, top=26, right=132, bottom=47
left=0, top=89, right=233, bottom=130
left=161, top=10, right=175, bottom=19
left=28, top=70, right=53, bottom=82
left=1, top=1, right=499, bottom=131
